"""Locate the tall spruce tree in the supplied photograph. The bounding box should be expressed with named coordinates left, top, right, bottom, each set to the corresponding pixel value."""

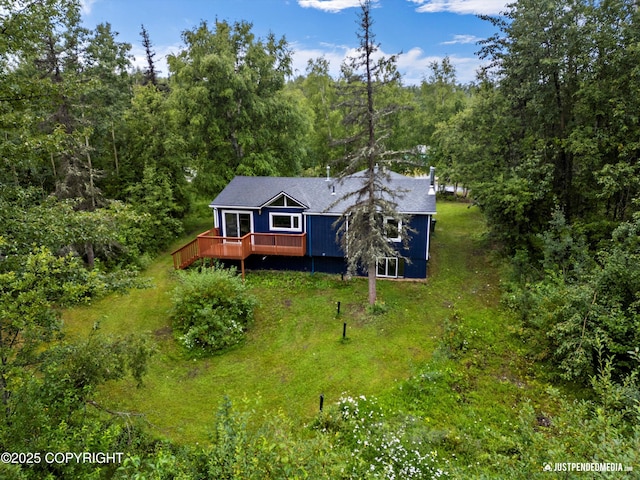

left=332, top=0, right=411, bottom=305
left=140, top=24, right=157, bottom=86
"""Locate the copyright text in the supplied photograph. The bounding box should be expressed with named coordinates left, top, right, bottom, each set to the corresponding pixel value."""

left=1, top=452, right=124, bottom=465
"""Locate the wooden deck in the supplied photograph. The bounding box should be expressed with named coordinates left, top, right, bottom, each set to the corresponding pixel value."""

left=171, top=229, right=307, bottom=271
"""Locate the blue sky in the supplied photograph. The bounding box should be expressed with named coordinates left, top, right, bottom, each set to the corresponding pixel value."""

left=81, top=0, right=508, bottom=85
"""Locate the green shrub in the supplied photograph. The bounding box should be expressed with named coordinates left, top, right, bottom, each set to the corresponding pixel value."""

left=171, top=268, right=256, bottom=356
left=367, top=300, right=389, bottom=316
left=485, top=356, right=640, bottom=479
left=440, top=310, right=473, bottom=359
left=505, top=214, right=640, bottom=384
left=116, top=398, right=350, bottom=479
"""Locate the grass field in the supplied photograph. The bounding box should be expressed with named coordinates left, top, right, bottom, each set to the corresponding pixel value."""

left=62, top=201, right=549, bottom=449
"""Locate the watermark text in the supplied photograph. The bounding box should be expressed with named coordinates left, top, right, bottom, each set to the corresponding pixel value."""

left=543, top=462, right=633, bottom=473
left=1, top=452, right=124, bottom=465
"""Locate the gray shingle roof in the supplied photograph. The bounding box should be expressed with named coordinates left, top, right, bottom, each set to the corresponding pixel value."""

left=210, top=171, right=436, bottom=215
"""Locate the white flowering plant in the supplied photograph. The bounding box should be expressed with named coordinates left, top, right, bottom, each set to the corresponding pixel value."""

left=313, top=394, right=450, bottom=478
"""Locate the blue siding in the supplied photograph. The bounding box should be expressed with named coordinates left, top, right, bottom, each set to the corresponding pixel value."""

left=244, top=255, right=311, bottom=272
left=215, top=208, right=304, bottom=235
left=397, top=215, right=429, bottom=260
left=220, top=256, right=348, bottom=275
left=251, top=208, right=304, bottom=233
left=311, top=256, right=348, bottom=274
left=211, top=208, right=432, bottom=279
left=378, top=215, right=430, bottom=279
left=254, top=209, right=269, bottom=232
left=404, top=258, right=427, bottom=278
left=307, top=215, right=344, bottom=257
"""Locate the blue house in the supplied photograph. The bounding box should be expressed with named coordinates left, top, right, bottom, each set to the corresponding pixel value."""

left=172, top=169, right=437, bottom=279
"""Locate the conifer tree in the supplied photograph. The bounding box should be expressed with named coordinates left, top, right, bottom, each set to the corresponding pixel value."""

left=140, top=24, right=157, bottom=86
left=332, top=0, right=411, bottom=305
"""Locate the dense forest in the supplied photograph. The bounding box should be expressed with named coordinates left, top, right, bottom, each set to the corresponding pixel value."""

left=1, top=0, right=639, bottom=477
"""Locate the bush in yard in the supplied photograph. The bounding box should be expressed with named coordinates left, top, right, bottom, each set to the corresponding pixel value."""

left=171, top=268, right=256, bottom=356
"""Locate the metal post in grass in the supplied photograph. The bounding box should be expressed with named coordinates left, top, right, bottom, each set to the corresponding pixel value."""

left=336, top=301, right=341, bottom=316
left=319, top=394, right=324, bottom=412
left=343, top=322, right=347, bottom=339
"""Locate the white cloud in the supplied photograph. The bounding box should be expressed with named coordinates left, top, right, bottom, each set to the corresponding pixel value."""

left=397, top=48, right=438, bottom=85
left=80, top=0, right=97, bottom=15
left=129, top=43, right=183, bottom=77
left=408, top=0, right=508, bottom=15
left=396, top=48, right=483, bottom=85
left=291, top=42, right=484, bottom=85
left=297, top=0, right=378, bottom=13
left=444, top=55, right=485, bottom=84
left=290, top=42, right=349, bottom=78
left=441, top=34, right=481, bottom=45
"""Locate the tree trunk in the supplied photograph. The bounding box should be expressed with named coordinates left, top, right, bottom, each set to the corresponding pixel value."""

left=0, top=364, right=11, bottom=422
left=111, top=123, right=119, bottom=175
left=85, top=135, right=96, bottom=210
left=50, top=152, right=56, bottom=178
left=364, top=2, right=377, bottom=308
left=368, top=263, right=377, bottom=305
left=85, top=241, right=95, bottom=270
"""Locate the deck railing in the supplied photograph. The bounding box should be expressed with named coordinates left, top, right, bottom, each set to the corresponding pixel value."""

left=171, top=238, right=199, bottom=270
left=172, top=230, right=306, bottom=269
left=197, top=232, right=252, bottom=260
left=252, top=233, right=307, bottom=256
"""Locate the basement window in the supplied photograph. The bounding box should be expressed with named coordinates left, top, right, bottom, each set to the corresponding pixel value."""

left=377, top=257, right=406, bottom=278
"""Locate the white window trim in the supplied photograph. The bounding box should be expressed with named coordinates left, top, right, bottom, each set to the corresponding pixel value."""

left=221, top=210, right=254, bottom=238
left=264, top=193, right=306, bottom=209
left=426, top=214, right=432, bottom=261
left=384, top=217, right=402, bottom=243
left=269, top=212, right=303, bottom=232
left=376, top=256, right=404, bottom=278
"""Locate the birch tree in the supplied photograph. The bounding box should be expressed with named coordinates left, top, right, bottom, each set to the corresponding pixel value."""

left=168, top=19, right=308, bottom=195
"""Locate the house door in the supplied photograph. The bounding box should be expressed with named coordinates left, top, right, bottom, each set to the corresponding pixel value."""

left=223, top=211, right=252, bottom=237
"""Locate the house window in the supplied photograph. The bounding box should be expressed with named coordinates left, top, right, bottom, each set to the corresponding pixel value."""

left=384, top=218, right=401, bottom=242
left=266, top=194, right=305, bottom=208
left=269, top=212, right=302, bottom=232
left=377, top=257, right=405, bottom=278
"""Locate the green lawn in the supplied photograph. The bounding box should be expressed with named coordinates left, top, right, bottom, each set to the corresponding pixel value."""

left=62, top=202, right=545, bottom=447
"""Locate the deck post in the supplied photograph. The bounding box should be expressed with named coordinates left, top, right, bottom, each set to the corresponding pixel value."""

left=241, top=259, right=245, bottom=281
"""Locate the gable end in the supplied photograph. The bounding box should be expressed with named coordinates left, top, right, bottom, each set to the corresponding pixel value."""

left=262, top=192, right=307, bottom=209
